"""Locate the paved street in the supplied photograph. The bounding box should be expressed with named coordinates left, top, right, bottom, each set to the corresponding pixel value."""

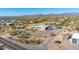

left=0, top=37, right=27, bottom=50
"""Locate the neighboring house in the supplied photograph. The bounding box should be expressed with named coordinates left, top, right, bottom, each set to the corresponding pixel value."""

left=69, top=33, right=79, bottom=45
left=0, top=21, right=15, bottom=26
left=0, top=21, right=15, bottom=31
left=33, top=24, right=49, bottom=31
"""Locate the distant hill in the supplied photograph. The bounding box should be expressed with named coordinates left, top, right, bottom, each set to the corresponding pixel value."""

left=57, top=12, right=79, bottom=16
left=0, top=12, right=79, bottom=18
left=46, top=12, right=79, bottom=16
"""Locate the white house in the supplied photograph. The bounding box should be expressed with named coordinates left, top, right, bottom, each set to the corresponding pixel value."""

left=69, top=33, right=79, bottom=45
left=33, top=24, right=49, bottom=31
left=0, top=21, right=15, bottom=26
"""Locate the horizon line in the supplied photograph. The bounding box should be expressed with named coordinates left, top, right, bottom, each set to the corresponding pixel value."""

left=0, top=12, right=79, bottom=17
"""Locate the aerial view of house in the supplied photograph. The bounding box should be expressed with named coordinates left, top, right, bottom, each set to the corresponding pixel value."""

left=0, top=8, right=79, bottom=50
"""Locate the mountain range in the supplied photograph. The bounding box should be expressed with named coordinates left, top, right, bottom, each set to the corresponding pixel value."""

left=0, top=12, right=79, bottom=18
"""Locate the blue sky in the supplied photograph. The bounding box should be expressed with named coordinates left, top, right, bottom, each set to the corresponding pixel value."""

left=0, top=8, right=79, bottom=16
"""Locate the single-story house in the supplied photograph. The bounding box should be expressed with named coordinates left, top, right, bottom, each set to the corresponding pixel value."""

left=33, top=24, right=50, bottom=31
left=69, top=33, right=79, bottom=45
left=0, top=21, right=15, bottom=26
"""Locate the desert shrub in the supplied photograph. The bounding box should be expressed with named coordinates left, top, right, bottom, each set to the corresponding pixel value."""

left=16, top=37, right=43, bottom=45
left=50, top=33, right=56, bottom=36
left=10, top=31, right=17, bottom=36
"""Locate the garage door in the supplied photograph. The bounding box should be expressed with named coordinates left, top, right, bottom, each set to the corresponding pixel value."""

left=72, top=39, right=77, bottom=44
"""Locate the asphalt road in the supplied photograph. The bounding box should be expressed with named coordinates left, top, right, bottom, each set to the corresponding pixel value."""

left=0, top=37, right=27, bottom=50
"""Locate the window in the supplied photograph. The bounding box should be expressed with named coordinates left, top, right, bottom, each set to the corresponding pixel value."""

left=72, top=39, right=77, bottom=44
